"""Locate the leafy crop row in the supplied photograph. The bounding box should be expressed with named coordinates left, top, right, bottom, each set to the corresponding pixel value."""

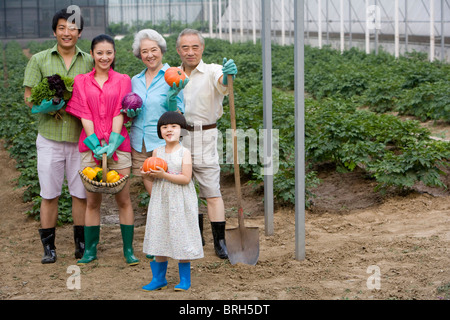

left=1, top=36, right=448, bottom=223
left=0, top=42, right=73, bottom=224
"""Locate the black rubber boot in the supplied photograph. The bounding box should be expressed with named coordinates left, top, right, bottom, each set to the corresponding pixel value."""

left=211, top=221, right=228, bottom=259
left=199, top=214, right=205, bottom=246
left=39, top=228, right=57, bottom=264
left=73, top=225, right=85, bottom=259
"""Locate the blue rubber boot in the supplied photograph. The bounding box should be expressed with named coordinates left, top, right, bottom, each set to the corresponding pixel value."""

left=174, top=262, right=191, bottom=291
left=142, top=260, right=168, bottom=291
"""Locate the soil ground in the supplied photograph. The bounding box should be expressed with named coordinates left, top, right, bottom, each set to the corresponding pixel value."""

left=0, top=136, right=449, bottom=302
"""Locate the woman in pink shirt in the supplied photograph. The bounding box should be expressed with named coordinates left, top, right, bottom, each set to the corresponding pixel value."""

left=66, top=34, right=139, bottom=267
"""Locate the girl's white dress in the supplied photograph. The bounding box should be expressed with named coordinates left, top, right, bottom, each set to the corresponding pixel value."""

left=142, top=145, right=204, bottom=260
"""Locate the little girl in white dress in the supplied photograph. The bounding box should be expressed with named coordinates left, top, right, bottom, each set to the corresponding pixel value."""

left=141, top=111, right=203, bottom=292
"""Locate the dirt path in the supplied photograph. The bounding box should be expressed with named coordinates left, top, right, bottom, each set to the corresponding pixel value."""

left=0, top=142, right=449, bottom=301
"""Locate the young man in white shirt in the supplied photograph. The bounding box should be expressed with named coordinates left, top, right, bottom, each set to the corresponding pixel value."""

left=176, top=29, right=237, bottom=259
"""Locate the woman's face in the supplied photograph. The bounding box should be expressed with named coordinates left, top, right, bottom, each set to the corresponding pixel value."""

left=91, top=41, right=115, bottom=72
left=140, top=39, right=163, bottom=71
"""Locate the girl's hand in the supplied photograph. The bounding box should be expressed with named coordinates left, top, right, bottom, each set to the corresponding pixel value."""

left=140, top=166, right=154, bottom=181
left=148, top=166, right=166, bottom=179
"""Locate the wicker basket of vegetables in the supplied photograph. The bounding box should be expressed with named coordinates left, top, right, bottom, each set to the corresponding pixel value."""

left=79, top=153, right=129, bottom=195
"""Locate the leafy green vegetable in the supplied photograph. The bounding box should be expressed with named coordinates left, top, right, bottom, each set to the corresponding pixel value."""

left=27, top=74, right=74, bottom=105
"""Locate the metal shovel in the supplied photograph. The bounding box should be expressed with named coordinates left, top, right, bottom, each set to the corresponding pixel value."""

left=225, top=75, right=260, bottom=266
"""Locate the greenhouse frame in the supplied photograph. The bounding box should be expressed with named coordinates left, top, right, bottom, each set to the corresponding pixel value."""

left=1, top=0, right=449, bottom=61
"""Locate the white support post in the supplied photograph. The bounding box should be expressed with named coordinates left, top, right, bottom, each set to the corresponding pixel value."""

left=209, top=0, right=213, bottom=38
left=240, top=0, right=243, bottom=40
left=294, top=0, right=306, bottom=262
left=229, top=0, right=233, bottom=43
left=261, top=0, right=274, bottom=237
left=219, top=0, right=222, bottom=39
left=340, top=0, right=344, bottom=53
left=282, top=0, right=285, bottom=45
left=430, top=0, right=435, bottom=62
left=318, top=0, right=322, bottom=48
left=395, top=0, right=399, bottom=58
left=253, top=0, right=257, bottom=44
left=365, top=0, right=370, bottom=54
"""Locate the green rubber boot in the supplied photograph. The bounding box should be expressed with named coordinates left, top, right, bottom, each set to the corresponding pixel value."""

left=77, top=225, right=100, bottom=265
left=120, top=224, right=140, bottom=266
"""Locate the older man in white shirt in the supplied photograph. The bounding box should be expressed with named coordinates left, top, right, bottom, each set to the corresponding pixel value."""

left=176, top=29, right=237, bottom=259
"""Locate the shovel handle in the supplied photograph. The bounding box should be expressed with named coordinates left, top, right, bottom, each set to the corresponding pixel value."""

left=101, top=140, right=108, bottom=178
left=228, top=75, right=244, bottom=222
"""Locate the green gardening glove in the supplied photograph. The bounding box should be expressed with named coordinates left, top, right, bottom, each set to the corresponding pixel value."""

left=222, top=58, right=237, bottom=85
left=165, top=78, right=189, bottom=112
left=83, top=134, right=104, bottom=160
left=31, top=99, right=65, bottom=114
left=120, top=107, right=142, bottom=118
left=103, top=132, right=125, bottom=159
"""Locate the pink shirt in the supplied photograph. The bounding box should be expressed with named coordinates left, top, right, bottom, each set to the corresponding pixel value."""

left=66, top=68, right=132, bottom=156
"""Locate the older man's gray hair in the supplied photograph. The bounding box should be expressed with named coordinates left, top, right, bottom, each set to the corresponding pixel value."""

left=176, top=28, right=205, bottom=48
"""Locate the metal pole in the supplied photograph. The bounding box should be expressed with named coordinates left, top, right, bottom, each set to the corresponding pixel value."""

left=375, top=0, right=378, bottom=55
left=405, top=0, right=408, bottom=52
left=229, top=0, right=233, bottom=43
left=340, top=0, right=344, bottom=53
left=326, top=0, right=329, bottom=45
left=306, top=0, right=309, bottom=44
left=282, top=0, right=285, bottom=45
left=395, top=0, right=399, bottom=58
left=441, top=0, right=445, bottom=61
left=185, top=0, right=188, bottom=26
left=210, top=0, right=213, bottom=38
left=365, top=0, right=370, bottom=54
left=349, top=0, right=352, bottom=49
left=294, top=0, right=306, bottom=261
left=240, top=0, right=243, bottom=40
left=261, top=0, right=274, bottom=237
left=219, top=0, right=222, bottom=39
left=318, top=0, right=322, bottom=48
left=253, top=0, right=257, bottom=44
left=430, top=0, right=435, bottom=62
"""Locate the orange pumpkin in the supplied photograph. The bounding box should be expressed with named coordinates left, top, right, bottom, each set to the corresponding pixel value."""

left=164, top=67, right=187, bottom=87
left=142, top=157, right=168, bottom=172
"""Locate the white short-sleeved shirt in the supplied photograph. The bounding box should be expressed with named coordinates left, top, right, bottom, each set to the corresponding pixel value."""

left=181, top=60, right=229, bottom=126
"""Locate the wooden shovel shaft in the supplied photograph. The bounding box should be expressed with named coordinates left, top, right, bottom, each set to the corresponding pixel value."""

left=101, top=140, right=108, bottom=178
left=225, top=75, right=260, bottom=266
left=228, top=75, right=244, bottom=224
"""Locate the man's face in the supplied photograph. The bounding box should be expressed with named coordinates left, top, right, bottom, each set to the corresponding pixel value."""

left=53, top=18, right=81, bottom=50
left=176, top=34, right=204, bottom=69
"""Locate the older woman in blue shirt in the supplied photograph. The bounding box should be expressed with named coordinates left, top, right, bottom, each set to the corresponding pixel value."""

left=125, top=29, right=187, bottom=198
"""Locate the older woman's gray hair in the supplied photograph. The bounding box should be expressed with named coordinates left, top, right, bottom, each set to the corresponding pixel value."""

left=132, top=29, right=167, bottom=59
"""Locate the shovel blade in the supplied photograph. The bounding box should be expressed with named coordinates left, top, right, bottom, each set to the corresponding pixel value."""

left=225, top=226, right=260, bottom=265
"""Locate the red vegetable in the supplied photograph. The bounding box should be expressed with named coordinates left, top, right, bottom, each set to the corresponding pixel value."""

left=142, top=157, right=168, bottom=172
left=164, top=67, right=187, bottom=87
left=122, top=92, right=143, bottom=111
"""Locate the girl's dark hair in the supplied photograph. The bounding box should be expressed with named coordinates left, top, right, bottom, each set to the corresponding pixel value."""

left=91, top=34, right=116, bottom=70
left=157, top=112, right=187, bottom=140
left=52, top=9, right=84, bottom=32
